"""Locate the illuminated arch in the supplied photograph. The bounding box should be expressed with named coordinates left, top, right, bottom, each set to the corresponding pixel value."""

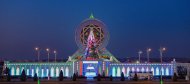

left=41, top=69, right=44, bottom=77
left=132, top=67, right=135, bottom=72
left=26, top=69, right=29, bottom=76
left=112, top=67, right=116, bottom=77
left=146, top=67, right=149, bottom=72
left=36, top=67, right=39, bottom=76
left=141, top=67, right=145, bottom=72
left=161, top=67, right=164, bottom=75
left=32, top=69, right=34, bottom=77
left=56, top=67, right=59, bottom=77
left=117, top=67, right=121, bottom=77
left=151, top=67, right=154, bottom=75
left=166, top=67, right=169, bottom=76
left=11, top=67, right=15, bottom=75
left=156, top=67, right=159, bottom=75
left=51, top=67, right=54, bottom=77
left=122, top=67, right=125, bottom=76
left=16, top=67, right=20, bottom=75
left=46, top=69, right=49, bottom=77
left=65, top=67, right=69, bottom=77
left=136, top=67, right=140, bottom=72
left=127, top=67, right=130, bottom=77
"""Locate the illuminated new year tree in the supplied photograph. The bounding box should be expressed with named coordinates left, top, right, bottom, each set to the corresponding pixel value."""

left=84, top=28, right=99, bottom=60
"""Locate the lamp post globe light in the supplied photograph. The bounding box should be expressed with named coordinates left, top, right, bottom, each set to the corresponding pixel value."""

left=35, top=47, right=41, bottom=82
left=54, top=50, right=57, bottom=62
left=138, top=50, right=143, bottom=63
left=159, top=47, right=166, bottom=83
left=46, top=48, right=50, bottom=62
left=146, top=48, right=151, bottom=63
left=159, top=47, right=166, bottom=64
left=35, top=47, right=40, bottom=62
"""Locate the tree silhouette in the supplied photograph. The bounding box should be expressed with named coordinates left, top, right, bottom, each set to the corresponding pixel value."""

left=110, top=75, right=113, bottom=81
left=59, top=70, right=63, bottom=81
left=133, top=73, right=138, bottom=81
left=177, top=66, right=187, bottom=78
left=4, top=67, right=9, bottom=75
left=97, top=74, right=101, bottom=81
left=7, top=73, right=11, bottom=82
left=121, top=72, right=125, bottom=81
left=33, top=73, right=38, bottom=81
left=173, top=72, right=178, bottom=82
left=4, top=67, right=11, bottom=82
left=72, top=73, right=77, bottom=81
left=20, top=69, right=27, bottom=81
left=102, top=71, right=105, bottom=78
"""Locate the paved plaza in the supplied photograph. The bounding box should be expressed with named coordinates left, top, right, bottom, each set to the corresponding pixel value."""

left=0, top=79, right=190, bottom=84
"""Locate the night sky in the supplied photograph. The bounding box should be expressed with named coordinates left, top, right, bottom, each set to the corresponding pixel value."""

left=0, top=0, right=190, bottom=61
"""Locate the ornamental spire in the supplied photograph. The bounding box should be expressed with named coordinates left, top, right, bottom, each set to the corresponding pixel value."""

left=89, top=13, right=94, bottom=19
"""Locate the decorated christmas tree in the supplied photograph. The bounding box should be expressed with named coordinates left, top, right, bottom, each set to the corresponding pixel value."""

left=84, top=28, right=99, bottom=60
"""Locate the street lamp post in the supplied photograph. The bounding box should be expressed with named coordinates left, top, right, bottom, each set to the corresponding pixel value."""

left=35, top=47, right=41, bottom=83
left=159, top=47, right=166, bottom=83
left=138, top=50, right=143, bottom=63
left=35, top=47, right=40, bottom=62
left=46, top=48, right=50, bottom=80
left=54, top=50, right=57, bottom=62
left=147, top=48, right=151, bottom=63
left=46, top=48, right=50, bottom=63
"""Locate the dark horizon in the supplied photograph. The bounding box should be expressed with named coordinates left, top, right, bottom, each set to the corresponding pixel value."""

left=0, top=0, right=190, bottom=61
